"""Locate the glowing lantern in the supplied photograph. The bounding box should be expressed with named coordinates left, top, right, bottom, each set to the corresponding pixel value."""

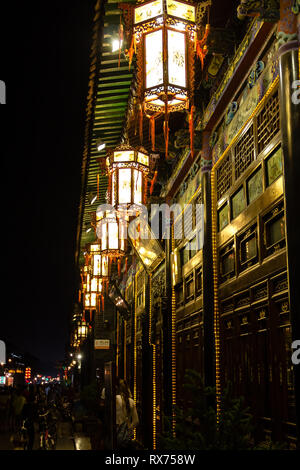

left=132, top=0, right=198, bottom=155
left=89, top=242, right=109, bottom=279
left=25, top=368, right=31, bottom=382
left=96, top=208, right=127, bottom=259
left=74, top=317, right=89, bottom=345
left=84, top=291, right=97, bottom=309
left=106, top=143, right=149, bottom=215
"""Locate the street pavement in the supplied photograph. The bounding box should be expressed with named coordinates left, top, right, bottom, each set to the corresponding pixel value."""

left=0, top=422, right=77, bottom=451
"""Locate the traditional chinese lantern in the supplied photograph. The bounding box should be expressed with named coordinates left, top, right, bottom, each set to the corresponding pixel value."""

left=76, top=317, right=89, bottom=343
left=89, top=242, right=109, bottom=279
left=84, top=292, right=97, bottom=309
left=96, top=208, right=127, bottom=277
left=131, top=0, right=198, bottom=156
left=106, top=142, right=149, bottom=215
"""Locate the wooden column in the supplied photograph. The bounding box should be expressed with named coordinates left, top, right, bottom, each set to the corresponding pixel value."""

left=278, top=0, right=300, bottom=447
left=201, top=131, right=216, bottom=391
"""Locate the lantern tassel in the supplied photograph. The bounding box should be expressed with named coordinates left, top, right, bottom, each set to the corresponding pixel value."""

left=196, top=24, right=210, bottom=70
left=150, top=170, right=158, bottom=195
left=128, top=34, right=136, bottom=70
left=189, top=105, right=195, bottom=159
left=125, top=258, right=128, bottom=274
left=118, top=258, right=122, bottom=277
left=163, top=114, right=169, bottom=159
left=150, top=115, right=156, bottom=151
left=101, top=294, right=105, bottom=312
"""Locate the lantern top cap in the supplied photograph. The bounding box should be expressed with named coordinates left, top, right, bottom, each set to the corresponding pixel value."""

left=109, top=142, right=149, bottom=155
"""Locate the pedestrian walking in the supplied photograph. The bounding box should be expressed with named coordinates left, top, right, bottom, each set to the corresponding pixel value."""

left=12, top=388, right=26, bottom=432
left=115, top=378, right=138, bottom=449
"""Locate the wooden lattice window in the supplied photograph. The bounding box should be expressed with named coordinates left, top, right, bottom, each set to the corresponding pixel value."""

left=175, top=282, right=184, bottom=307
left=195, top=267, right=202, bottom=297
left=194, top=192, right=202, bottom=230
left=185, top=273, right=194, bottom=302
left=234, top=124, right=255, bottom=180
left=219, top=240, right=235, bottom=283
left=174, top=217, right=183, bottom=247
left=257, top=90, right=280, bottom=154
left=216, top=153, right=232, bottom=201
left=183, top=204, right=193, bottom=239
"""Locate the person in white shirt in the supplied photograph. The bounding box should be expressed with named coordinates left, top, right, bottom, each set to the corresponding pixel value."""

left=116, top=378, right=138, bottom=446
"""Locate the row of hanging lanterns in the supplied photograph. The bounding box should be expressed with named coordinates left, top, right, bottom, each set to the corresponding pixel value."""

left=81, top=242, right=110, bottom=311
left=94, top=143, right=151, bottom=275
left=79, top=0, right=211, bottom=313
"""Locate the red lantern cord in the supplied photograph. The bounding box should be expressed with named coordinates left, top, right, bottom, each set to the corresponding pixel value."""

left=189, top=105, right=195, bottom=159
left=125, top=258, right=128, bottom=274
left=164, top=116, right=169, bottom=159
left=139, top=104, right=143, bottom=144
left=107, top=175, right=112, bottom=203
left=164, top=99, right=170, bottom=159
left=118, top=258, right=122, bottom=277
left=101, top=294, right=105, bottom=312
left=196, top=24, right=210, bottom=70
left=149, top=115, right=155, bottom=151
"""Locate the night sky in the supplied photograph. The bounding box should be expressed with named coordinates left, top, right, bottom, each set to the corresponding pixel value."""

left=1, top=1, right=95, bottom=374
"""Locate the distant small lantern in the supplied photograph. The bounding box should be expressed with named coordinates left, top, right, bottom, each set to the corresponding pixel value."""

left=107, top=143, right=149, bottom=215
left=76, top=318, right=89, bottom=343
